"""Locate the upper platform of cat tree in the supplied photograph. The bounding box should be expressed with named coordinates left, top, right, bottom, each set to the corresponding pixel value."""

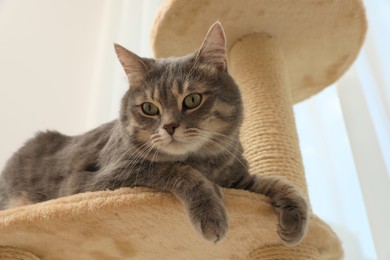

left=151, top=0, right=367, bottom=103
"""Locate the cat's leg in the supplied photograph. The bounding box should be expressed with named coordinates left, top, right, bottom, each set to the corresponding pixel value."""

left=145, top=165, right=228, bottom=242
left=91, top=163, right=227, bottom=242
left=222, top=171, right=308, bottom=245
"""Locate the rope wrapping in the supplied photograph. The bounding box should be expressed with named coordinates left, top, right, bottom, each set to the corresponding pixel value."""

left=229, top=34, right=309, bottom=201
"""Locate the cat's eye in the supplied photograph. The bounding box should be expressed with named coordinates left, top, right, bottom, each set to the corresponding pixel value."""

left=183, top=93, right=202, bottom=109
left=142, top=102, right=159, bottom=116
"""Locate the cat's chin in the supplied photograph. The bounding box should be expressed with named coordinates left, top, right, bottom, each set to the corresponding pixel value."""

left=159, top=140, right=203, bottom=156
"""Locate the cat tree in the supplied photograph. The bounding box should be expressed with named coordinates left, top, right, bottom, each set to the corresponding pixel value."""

left=0, top=0, right=366, bottom=259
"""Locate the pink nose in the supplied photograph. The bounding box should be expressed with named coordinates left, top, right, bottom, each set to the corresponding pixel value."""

left=163, top=123, right=180, bottom=135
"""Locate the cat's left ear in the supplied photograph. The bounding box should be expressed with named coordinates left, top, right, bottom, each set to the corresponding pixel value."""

left=114, top=43, right=147, bottom=86
left=196, top=22, right=227, bottom=72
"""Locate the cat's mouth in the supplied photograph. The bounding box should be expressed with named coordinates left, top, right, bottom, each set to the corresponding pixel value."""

left=150, top=128, right=209, bottom=156
left=166, top=136, right=189, bottom=148
left=159, top=135, right=204, bottom=156
left=162, top=140, right=189, bottom=155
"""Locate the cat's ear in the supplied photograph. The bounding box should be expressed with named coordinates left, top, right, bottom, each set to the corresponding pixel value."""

left=114, top=43, right=147, bottom=86
left=196, top=22, right=227, bottom=72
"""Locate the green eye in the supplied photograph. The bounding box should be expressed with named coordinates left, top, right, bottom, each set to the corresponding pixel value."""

left=142, top=102, right=159, bottom=116
left=183, top=93, right=202, bottom=109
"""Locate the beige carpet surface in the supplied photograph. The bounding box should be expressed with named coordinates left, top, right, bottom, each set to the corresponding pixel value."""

left=0, top=188, right=342, bottom=259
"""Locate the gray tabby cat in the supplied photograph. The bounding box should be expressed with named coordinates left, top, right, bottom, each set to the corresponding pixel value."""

left=0, top=22, right=307, bottom=244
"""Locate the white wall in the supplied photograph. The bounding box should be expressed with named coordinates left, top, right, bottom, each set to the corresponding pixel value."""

left=0, top=0, right=163, bottom=169
left=0, top=0, right=110, bottom=168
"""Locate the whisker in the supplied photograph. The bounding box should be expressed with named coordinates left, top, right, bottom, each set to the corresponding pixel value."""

left=130, top=134, right=165, bottom=186
left=106, top=142, right=148, bottom=185
left=112, top=142, right=152, bottom=188
left=208, top=135, right=241, bottom=153
left=186, top=128, right=241, bottom=154
left=128, top=144, right=156, bottom=187
left=199, top=128, right=241, bottom=143
left=196, top=135, right=248, bottom=171
left=147, top=146, right=160, bottom=182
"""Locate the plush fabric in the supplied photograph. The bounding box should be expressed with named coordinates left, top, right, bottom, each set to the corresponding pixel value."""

left=0, top=188, right=342, bottom=259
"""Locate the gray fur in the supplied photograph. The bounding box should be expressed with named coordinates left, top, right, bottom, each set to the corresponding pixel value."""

left=0, top=23, right=307, bottom=244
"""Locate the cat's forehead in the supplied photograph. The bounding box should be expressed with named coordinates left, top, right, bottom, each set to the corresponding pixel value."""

left=149, top=59, right=209, bottom=90
left=134, top=77, right=208, bottom=106
left=130, top=55, right=217, bottom=106
left=152, top=56, right=194, bottom=79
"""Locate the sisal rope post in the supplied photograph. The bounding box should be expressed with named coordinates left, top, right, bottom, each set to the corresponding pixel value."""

left=229, top=34, right=309, bottom=202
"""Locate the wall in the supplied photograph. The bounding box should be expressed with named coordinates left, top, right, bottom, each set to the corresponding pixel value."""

left=0, top=0, right=109, bottom=168
left=0, top=0, right=163, bottom=169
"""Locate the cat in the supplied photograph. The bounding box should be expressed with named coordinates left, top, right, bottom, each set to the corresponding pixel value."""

left=0, top=22, right=307, bottom=244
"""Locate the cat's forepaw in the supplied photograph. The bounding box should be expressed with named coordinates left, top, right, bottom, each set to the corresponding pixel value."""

left=190, top=199, right=228, bottom=243
left=277, top=197, right=308, bottom=245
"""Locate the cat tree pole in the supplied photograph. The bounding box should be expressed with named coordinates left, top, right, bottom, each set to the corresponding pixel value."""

left=0, top=0, right=366, bottom=259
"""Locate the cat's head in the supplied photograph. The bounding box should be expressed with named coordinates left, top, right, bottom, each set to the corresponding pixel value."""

left=115, top=22, right=243, bottom=158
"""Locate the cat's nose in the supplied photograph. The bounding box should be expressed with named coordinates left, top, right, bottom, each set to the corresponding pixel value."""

left=163, top=123, right=180, bottom=135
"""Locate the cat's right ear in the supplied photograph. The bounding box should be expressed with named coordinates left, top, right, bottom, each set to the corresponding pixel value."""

left=196, top=22, right=227, bottom=72
left=114, top=43, right=147, bottom=86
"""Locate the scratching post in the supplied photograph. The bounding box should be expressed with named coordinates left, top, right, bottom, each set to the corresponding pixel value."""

left=229, top=34, right=308, bottom=198
left=0, top=0, right=366, bottom=259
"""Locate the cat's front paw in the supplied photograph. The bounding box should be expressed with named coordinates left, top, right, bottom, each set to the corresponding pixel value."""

left=277, top=196, right=308, bottom=245
left=189, top=198, right=228, bottom=243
